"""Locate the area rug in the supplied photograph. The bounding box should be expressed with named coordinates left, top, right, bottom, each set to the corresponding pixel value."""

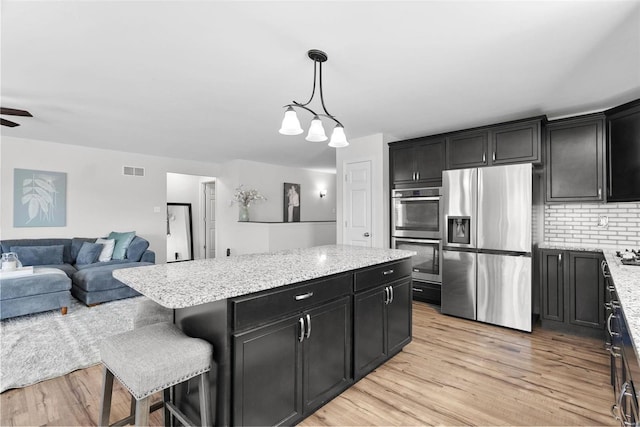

left=0, top=296, right=142, bottom=393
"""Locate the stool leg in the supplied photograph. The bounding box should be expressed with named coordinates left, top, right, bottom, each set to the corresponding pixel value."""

left=199, top=373, right=212, bottom=427
left=98, top=366, right=114, bottom=427
left=163, top=388, right=172, bottom=427
left=135, top=396, right=151, bottom=426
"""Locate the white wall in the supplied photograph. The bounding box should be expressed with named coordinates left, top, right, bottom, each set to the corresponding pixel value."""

left=215, top=159, right=337, bottom=256
left=336, top=133, right=390, bottom=249
left=1, top=137, right=219, bottom=263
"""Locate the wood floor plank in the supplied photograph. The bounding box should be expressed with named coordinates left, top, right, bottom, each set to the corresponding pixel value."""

left=0, top=302, right=617, bottom=426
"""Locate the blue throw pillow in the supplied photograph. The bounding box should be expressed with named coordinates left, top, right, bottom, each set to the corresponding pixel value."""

left=108, top=231, right=136, bottom=260
left=76, top=242, right=104, bottom=265
left=9, top=245, right=64, bottom=266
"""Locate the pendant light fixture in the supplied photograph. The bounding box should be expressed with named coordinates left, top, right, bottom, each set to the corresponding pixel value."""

left=279, top=49, right=349, bottom=148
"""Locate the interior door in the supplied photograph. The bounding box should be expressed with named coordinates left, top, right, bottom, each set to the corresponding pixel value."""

left=344, top=160, right=372, bottom=247
left=204, top=182, right=216, bottom=258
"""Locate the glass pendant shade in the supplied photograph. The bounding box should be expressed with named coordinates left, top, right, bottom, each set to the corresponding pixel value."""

left=328, top=125, right=349, bottom=148
left=305, top=116, right=328, bottom=142
left=279, top=107, right=303, bottom=135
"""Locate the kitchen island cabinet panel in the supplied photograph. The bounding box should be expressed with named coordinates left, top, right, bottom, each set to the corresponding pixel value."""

left=387, top=279, right=412, bottom=355
left=233, top=314, right=302, bottom=427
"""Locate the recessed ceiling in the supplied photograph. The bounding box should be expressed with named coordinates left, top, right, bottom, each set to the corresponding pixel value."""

left=2, top=0, right=639, bottom=172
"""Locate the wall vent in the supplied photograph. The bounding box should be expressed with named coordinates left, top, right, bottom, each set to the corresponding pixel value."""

left=123, top=166, right=145, bottom=177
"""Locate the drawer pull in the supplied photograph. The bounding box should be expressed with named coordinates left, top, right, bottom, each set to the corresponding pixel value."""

left=412, top=288, right=424, bottom=293
left=295, top=292, right=314, bottom=301
left=383, top=269, right=395, bottom=276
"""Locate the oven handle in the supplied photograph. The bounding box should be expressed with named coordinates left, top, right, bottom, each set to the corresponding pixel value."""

left=393, top=196, right=440, bottom=202
left=393, top=238, right=441, bottom=245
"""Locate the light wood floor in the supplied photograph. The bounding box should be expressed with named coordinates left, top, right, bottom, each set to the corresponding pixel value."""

left=1, top=302, right=616, bottom=426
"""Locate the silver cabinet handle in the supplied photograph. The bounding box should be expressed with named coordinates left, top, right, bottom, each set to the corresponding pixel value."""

left=295, top=292, right=313, bottom=301
left=492, top=151, right=496, bottom=162
left=598, top=187, right=602, bottom=199
left=305, top=314, right=311, bottom=339
left=482, top=152, right=486, bottom=163
left=298, top=317, right=305, bottom=342
left=364, top=232, right=370, bottom=237
left=412, top=172, right=417, bottom=181
left=384, top=287, right=390, bottom=304
left=607, top=313, right=620, bottom=338
left=389, top=285, right=394, bottom=303
left=601, top=260, right=611, bottom=278
left=558, top=253, right=562, bottom=263
left=416, top=171, right=420, bottom=180
left=383, top=269, right=394, bottom=276
left=412, top=287, right=424, bottom=293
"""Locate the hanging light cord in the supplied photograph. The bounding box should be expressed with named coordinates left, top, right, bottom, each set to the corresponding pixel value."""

left=285, top=58, right=343, bottom=128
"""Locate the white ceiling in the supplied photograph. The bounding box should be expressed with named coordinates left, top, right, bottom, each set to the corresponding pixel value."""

left=2, top=0, right=640, bottom=172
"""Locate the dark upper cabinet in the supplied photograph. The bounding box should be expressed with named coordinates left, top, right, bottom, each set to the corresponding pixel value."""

left=390, top=137, right=445, bottom=187
left=446, top=130, right=489, bottom=169
left=606, top=98, right=640, bottom=202
left=539, top=249, right=605, bottom=336
left=445, top=117, right=543, bottom=169
left=545, top=114, right=605, bottom=203
left=490, top=119, right=542, bottom=165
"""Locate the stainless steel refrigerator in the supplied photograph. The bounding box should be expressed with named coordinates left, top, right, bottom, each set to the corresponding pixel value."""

left=441, top=163, right=533, bottom=332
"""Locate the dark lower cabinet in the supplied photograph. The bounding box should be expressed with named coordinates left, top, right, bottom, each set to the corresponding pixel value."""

left=354, top=278, right=412, bottom=379
left=540, top=249, right=604, bottom=336
left=233, top=296, right=351, bottom=426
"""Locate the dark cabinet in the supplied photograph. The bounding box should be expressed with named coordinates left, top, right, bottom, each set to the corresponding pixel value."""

left=545, top=114, right=605, bottom=203
left=606, top=98, right=640, bottom=202
left=446, top=117, right=543, bottom=169
left=446, top=130, right=489, bottom=169
left=354, top=278, right=412, bottom=379
left=390, top=137, right=445, bottom=187
left=540, top=249, right=604, bottom=336
left=233, top=296, right=351, bottom=426
left=489, top=119, right=542, bottom=165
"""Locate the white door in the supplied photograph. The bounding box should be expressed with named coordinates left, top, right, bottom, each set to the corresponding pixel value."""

left=344, top=160, right=372, bottom=247
left=204, top=182, right=216, bottom=258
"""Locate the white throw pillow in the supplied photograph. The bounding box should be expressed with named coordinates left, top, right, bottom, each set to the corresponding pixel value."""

left=95, top=238, right=115, bottom=262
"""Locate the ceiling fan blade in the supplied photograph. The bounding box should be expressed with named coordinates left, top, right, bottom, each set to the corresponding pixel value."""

left=1, top=107, right=32, bottom=117
left=1, top=118, right=20, bottom=127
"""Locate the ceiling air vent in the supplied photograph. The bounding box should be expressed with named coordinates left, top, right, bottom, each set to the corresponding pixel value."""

left=123, top=166, right=145, bottom=177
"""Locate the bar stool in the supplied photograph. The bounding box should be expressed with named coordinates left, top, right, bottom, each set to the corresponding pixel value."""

left=133, top=297, right=173, bottom=328
left=98, top=322, right=213, bottom=426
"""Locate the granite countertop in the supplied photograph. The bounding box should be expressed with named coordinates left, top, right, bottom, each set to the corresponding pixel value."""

left=603, top=250, right=640, bottom=362
left=537, top=243, right=605, bottom=252
left=114, top=245, right=415, bottom=309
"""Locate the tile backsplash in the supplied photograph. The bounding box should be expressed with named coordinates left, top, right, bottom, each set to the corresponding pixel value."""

left=544, top=202, right=640, bottom=249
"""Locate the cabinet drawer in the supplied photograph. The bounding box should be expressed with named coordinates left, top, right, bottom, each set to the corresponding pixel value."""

left=412, top=281, right=441, bottom=305
left=232, top=273, right=352, bottom=330
left=354, top=259, right=411, bottom=292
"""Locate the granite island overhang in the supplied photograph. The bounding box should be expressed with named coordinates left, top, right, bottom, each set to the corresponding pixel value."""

left=114, top=244, right=416, bottom=426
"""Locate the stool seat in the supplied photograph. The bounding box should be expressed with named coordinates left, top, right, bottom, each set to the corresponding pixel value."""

left=99, top=322, right=213, bottom=426
left=100, top=322, right=212, bottom=400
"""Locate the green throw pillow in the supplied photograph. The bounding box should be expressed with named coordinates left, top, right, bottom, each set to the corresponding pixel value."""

left=108, top=231, right=136, bottom=260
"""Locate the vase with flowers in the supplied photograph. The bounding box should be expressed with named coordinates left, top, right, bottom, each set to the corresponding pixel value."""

left=231, top=185, right=267, bottom=222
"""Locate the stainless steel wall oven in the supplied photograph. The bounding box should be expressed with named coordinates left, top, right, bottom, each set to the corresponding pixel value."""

left=391, top=187, right=442, bottom=304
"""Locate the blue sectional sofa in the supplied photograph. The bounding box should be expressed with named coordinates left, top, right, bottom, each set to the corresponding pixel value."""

left=0, top=236, right=155, bottom=319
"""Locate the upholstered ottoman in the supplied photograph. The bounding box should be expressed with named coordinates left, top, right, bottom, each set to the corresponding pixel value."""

left=0, top=268, right=72, bottom=320
left=71, top=262, right=153, bottom=306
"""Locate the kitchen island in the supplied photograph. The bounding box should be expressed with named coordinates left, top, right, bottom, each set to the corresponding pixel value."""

left=114, top=245, right=415, bottom=426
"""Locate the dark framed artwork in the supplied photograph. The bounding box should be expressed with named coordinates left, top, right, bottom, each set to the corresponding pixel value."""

left=283, top=182, right=301, bottom=222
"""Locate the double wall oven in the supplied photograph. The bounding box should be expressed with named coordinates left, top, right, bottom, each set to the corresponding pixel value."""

left=391, top=187, right=442, bottom=303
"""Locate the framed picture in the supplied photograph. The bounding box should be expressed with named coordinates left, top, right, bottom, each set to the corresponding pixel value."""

left=283, top=183, right=300, bottom=222
left=14, top=169, right=67, bottom=227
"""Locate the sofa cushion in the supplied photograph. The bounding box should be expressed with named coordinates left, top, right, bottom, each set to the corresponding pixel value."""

left=10, top=245, right=64, bottom=266
left=71, top=238, right=96, bottom=261
left=42, top=263, right=78, bottom=278
left=1, top=239, right=73, bottom=264
left=108, top=231, right=136, bottom=260
left=72, top=262, right=153, bottom=293
left=95, top=238, right=115, bottom=262
left=0, top=268, right=71, bottom=300
left=76, top=242, right=103, bottom=265
left=126, top=237, right=150, bottom=262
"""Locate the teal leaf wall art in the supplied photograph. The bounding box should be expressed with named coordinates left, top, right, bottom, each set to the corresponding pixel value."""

left=13, top=169, right=67, bottom=227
